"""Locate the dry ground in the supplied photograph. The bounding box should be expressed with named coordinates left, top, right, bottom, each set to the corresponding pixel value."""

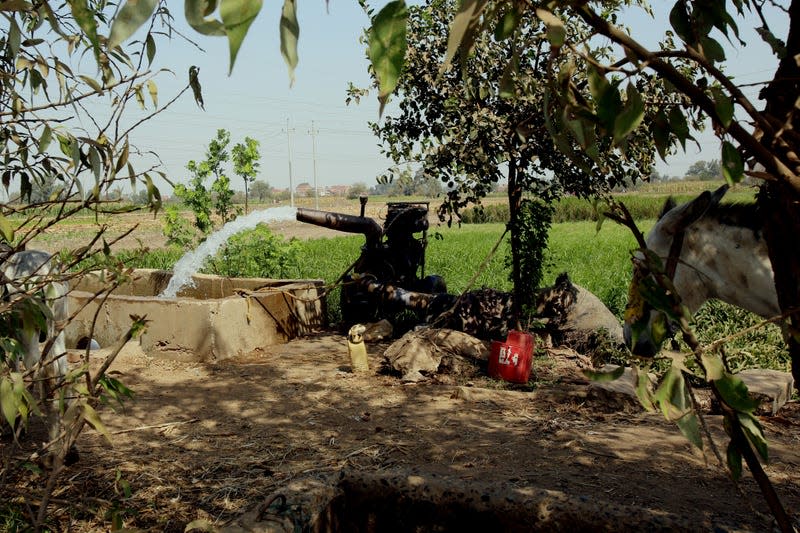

left=5, top=334, right=799, bottom=531
left=7, top=199, right=800, bottom=531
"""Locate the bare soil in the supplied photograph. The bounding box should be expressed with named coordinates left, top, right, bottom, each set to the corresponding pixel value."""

left=10, top=202, right=800, bottom=531
left=5, top=334, right=795, bottom=532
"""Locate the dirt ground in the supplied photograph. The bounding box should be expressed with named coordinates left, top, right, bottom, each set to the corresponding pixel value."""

left=8, top=204, right=800, bottom=531
left=5, top=332, right=795, bottom=532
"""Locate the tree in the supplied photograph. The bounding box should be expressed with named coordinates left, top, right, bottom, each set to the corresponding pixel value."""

left=424, top=1, right=798, bottom=526
left=0, top=2, right=208, bottom=527
left=173, top=129, right=241, bottom=235
left=29, top=174, right=60, bottom=204
left=232, top=137, right=261, bottom=214
left=360, top=0, right=659, bottom=312
left=685, top=160, right=722, bottom=181
left=174, top=160, right=213, bottom=234
left=348, top=182, right=370, bottom=199
left=250, top=180, right=273, bottom=202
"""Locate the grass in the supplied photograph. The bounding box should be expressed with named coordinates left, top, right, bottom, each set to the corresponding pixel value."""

left=70, top=180, right=790, bottom=373
left=290, top=219, right=789, bottom=373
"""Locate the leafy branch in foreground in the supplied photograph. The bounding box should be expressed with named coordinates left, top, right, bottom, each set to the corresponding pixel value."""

left=602, top=199, right=792, bottom=532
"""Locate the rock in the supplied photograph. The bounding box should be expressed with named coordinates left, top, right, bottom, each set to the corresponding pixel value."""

left=737, top=369, right=794, bottom=415
left=535, top=273, right=625, bottom=361
left=566, top=285, right=624, bottom=345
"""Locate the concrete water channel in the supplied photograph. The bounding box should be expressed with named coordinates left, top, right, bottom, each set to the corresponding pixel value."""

left=65, top=268, right=326, bottom=361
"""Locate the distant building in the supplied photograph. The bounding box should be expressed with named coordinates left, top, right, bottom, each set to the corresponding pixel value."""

left=327, top=185, right=350, bottom=197
left=295, top=182, right=313, bottom=197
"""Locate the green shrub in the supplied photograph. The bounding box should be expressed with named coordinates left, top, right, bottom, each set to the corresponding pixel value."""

left=118, top=248, right=184, bottom=270
left=163, top=205, right=196, bottom=249
left=205, top=225, right=301, bottom=279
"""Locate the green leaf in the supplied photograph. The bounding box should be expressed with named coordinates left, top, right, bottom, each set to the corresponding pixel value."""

left=653, top=364, right=693, bottom=421
left=220, top=0, right=263, bottom=75
left=115, top=139, right=130, bottom=174
left=668, top=107, right=691, bottom=150
left=8, top=18, right=20, bottom=58
left=721, top=141, right=743, bottom=185
left=652, top=360, right=701, bottom=449
left=738, top=412, right=769, bottom=461
left=755, top=25, right=787, bottom=58
left=675, top=409, right=703, bottom=449
left=499, top=55, right=517, bottom=99
left=368, top=0, right=408, bottom=116
left=669, top=0, right=693, bottom=45
left=0, top=212, right=14, bottom=243
left=650, top=111, right=671, bottom=161
left=79, top=74, right=102, bottom=92
left=441, top=0, right=487, bottom=76
left=70, top=0, right=100, bottom=60
left=715, top=373, right=759, bottom=412
left=279, top=0, right=299, bottom=86
left=147, top=79, right=158, bottom=107
left=145, top=33, right=156, bottom=65
left=582, top=365, right=625, bottom=382
left=700, top=351, right=726, bottom=381
left=38, top=125, right=52, bottom=154
left=82, top=402, right=112, bottom=443
left=726, top=440, right=743, bottom=480
left=185, top=0, right=226, bottom=36
left=634, top=366, right=655, bottom=411
left=711, top=87, right=734, bottom=127
left=108, top=0, right=158, bottom=50
left=89, top=145, right=102, bottom=183
left=536, top=8, right=565, bottom=48
left=189, top=65, right=204, bottom=110
left=20, top=172, right=31, bottom=202
left=494, top=8, right=520, bottom=41
left=0, top=376, right=17, bottom=427
left=700, top=36, right=726, bottom=63
left=145, top=174, right=162, bottom=213
left=613, top=83, right=645, bottom=144
left=589, top=68, right=622, bottom=131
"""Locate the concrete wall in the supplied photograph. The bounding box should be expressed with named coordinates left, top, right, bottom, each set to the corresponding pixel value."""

left=66, top=269, right=326, bottom=362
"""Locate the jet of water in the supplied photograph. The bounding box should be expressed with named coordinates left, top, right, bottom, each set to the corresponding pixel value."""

left=159, top=206, right=297, bottom=298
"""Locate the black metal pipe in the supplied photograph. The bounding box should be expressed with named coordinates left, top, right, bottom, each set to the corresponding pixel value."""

left=296, top=208, right=383, bottom=241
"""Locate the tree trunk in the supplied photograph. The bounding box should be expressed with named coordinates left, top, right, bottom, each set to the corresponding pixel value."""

left=758, top=0, right=800, bottom=390
left=507, top=155, right=523, bottom=328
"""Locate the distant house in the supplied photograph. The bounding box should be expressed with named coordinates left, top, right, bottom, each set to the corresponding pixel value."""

left=327, top=185, right=350, bottom=197
left=295, top=182, right=313, bottom=197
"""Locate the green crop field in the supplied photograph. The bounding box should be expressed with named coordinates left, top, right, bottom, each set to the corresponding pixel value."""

left=80, top=179, right=790, bottom=373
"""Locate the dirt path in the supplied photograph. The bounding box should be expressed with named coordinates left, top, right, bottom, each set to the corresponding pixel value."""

left=23, top=332, right=798, bottom=531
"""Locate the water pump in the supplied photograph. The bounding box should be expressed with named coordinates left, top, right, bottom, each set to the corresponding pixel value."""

left=296, top=198, right=448, bottom=327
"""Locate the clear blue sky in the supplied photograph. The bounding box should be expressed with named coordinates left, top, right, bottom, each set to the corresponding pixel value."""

left=123, top=2, right=787, bottom=195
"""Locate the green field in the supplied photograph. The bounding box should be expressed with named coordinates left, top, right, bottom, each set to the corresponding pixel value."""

left=291, top=219, right=788, bottom=373
left=116, top=180, right=789, bottom=373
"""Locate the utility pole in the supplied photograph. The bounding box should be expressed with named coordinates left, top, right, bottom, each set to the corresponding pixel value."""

left=309, top=121, right=319, bottom=210
left=284, top=118, right=295, bottom=207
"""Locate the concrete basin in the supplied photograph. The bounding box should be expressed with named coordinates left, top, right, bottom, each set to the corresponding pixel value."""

left=66, top=269, right=326, bottom=362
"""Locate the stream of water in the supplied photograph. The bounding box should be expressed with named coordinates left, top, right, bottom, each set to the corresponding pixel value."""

left=159, top=206, right=297, bottom=298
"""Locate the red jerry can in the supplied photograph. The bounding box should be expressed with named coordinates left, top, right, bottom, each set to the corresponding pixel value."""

left=488, top=330, right=534, bottom=384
